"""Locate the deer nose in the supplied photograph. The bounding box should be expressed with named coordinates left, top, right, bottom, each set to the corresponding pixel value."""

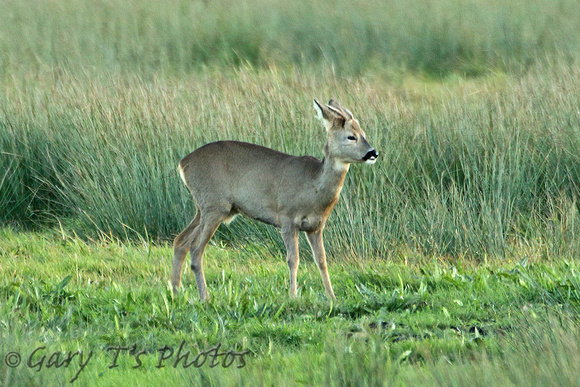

left=363, top=149, right=378, bottom=164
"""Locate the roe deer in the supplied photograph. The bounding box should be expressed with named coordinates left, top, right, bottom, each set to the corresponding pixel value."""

left=172, top=99, right=378, bottom=302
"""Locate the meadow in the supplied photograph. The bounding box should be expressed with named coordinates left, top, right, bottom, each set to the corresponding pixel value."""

left=2, top=0, right=580, bottom=385
left=1, top=228, right=580, bottom=385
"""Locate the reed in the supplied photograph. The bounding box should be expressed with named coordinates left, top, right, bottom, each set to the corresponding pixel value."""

left=2, top=63, right=580, bottom=259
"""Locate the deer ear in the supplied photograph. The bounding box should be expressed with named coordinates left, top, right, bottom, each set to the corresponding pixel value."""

left=328, top=99, right=354, bottom=120
left=328, top=99, right=340, bottom=109
left=341, top=107, right=354, bottom=120
left=326, top=105, right=347, bottom=119
left=313, top=99, right=328, bottom=121
left=313, top=98, right=346, bottom=131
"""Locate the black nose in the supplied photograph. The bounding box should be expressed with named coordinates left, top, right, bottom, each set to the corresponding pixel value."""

left=363, top=149, right=379, bottom=161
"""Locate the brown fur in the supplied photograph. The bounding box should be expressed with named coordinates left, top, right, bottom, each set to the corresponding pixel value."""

left=172, top=99, right=378, bottom=302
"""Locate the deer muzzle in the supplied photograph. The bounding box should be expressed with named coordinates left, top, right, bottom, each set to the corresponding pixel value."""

left=363, top=149, right=379, bottom=164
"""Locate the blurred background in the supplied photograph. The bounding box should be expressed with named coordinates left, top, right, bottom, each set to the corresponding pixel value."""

left=1, top=0, right=578, bottom=77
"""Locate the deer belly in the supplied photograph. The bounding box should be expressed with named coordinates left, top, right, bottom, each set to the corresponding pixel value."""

left=234, top=203, right=280, bottom=228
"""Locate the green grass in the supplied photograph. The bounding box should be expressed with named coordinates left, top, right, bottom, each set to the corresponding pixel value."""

left=3, top=65, right=580, bottom=259
left=1, top=228, right=579, bottom=385
left=1, top=0, right=579, bottom=77
left=2, top=0, right=580, bottom=259
left=2, top=1, right=580, bottom=385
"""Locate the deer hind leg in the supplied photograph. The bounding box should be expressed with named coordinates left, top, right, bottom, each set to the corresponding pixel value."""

left=172, top=208, right=201, bottom=295
left=189, top=209, right=229, bottom=302
left=282, top=224, right=300, bottom=298
left=307, top=230, right=336, bottom=301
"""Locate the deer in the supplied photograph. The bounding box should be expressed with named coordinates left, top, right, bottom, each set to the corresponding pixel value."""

left=171, top=99, right=378, bottom=302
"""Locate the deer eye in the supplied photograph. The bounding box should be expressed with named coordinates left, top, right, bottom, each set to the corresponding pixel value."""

left=347, top=135, right=357, bottom=141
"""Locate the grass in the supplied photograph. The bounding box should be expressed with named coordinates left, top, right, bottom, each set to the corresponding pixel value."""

left=2, top=0, right=580, bottom=385
left=3, top=64, right=580, bottom=260
left=2, top=0, right=580, bottom=259
left=1, top=228, right=579, bottom=386
left=1, top=0, right=579, bottom=77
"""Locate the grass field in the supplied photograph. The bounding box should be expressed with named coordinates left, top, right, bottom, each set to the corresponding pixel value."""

left=1, top=228, right=579, bottom=385
left=2, top=0, right=580, bottom=385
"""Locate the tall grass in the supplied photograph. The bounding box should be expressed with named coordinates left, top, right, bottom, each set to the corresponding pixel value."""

left=2, top=63, right=580, bottom=259
left=2, top=0, right=580, bottom=259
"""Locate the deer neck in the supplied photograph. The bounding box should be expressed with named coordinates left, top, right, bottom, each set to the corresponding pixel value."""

left=316, top=153, right=349, bottom=206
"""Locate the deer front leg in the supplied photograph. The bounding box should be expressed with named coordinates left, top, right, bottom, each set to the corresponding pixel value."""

left=307, top=229, right=336, bottom=301
left=282, top=224, right=300, bottom=298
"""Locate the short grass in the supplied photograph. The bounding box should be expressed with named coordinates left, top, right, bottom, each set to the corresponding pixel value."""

left=1, top=228, right=579, bottom=386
